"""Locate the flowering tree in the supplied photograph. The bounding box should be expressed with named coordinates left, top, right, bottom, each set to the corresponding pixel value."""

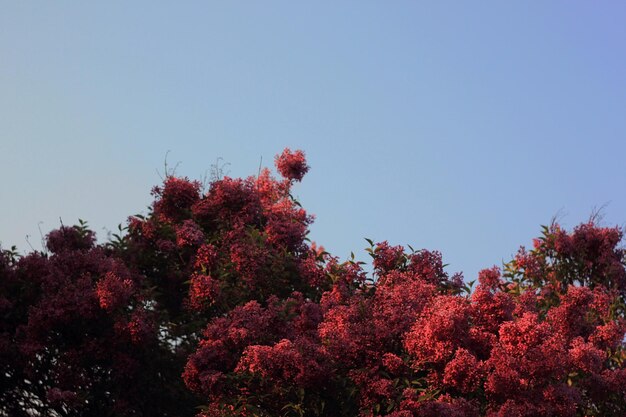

left=1, top=148, right=624, bottom=416
left=0, top=223, right=195, bottom=416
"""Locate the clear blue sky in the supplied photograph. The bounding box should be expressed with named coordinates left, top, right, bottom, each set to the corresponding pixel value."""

left=2, top=2, right=626, bottom=282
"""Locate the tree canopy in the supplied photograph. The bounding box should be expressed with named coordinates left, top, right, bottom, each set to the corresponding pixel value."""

left=1, top=149, right=625, bottom=416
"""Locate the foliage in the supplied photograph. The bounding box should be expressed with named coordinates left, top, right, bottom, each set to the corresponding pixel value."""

left=1, top=149, right=625, bottom=416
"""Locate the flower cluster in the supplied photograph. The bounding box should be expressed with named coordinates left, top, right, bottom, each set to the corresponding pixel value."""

left=275, top=148, right=309, bottom=182
left=0, top=230, right=177, bottom=416
left=2, top=149, right=625, bottom=417
left=95, top=271, right=134, bottom=311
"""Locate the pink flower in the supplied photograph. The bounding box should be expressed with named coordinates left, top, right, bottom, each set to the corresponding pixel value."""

left=95, top=272, right=134, bottom=311
left=151, top=176, right=201, bottom=221
left=175, top=219, right=205, bottom=247
left=443, top=348, right=483, bottom=393
left=275, top=148, right=309, bottom=182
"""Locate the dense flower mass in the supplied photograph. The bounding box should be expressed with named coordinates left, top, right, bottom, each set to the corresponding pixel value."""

left=275, top=148, right=309, bottom=182
left=1, top=149, right=625, bottom=416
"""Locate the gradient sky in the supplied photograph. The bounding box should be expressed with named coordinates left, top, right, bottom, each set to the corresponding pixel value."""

left=2, top=2, right=626, bottom=282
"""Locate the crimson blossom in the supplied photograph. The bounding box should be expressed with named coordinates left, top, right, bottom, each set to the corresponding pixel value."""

left=1, top=149, right=625, bottom=417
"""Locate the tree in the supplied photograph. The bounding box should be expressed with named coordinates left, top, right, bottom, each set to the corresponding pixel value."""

left=1, top=148, right=624, bottom=416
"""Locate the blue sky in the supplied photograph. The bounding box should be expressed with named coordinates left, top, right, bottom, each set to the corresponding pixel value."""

left=2, top=2, right=626, bottom=281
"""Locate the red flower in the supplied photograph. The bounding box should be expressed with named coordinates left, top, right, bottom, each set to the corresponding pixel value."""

left=95, top=272, right=134, bottom=311
left=275, top=148, right=309, bottom=182
left=175, top=220, right=205, bottom=247
left=443, top=348, right=484, bottom=393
